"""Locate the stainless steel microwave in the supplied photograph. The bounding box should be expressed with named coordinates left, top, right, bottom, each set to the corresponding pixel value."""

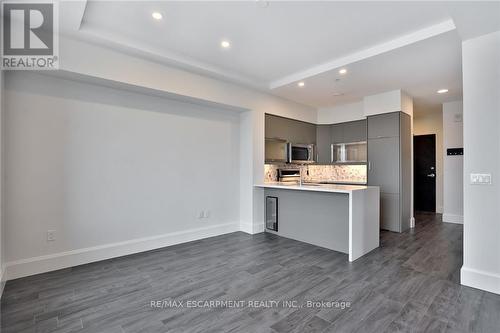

left=288, top=143, right=315, bottom=164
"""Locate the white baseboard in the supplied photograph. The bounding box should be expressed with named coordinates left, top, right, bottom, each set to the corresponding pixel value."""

left=254, top=223, right=265, bottom=234
left=410, top=217, right=415, bottom=228
left=461, top=266, right=500, bottom=295
left=240, top=222, right=265, bottom=234
left=442, top=213, right=463, bottom=224
left=436, top=205, right=444, bottom=214
left=5, top=223, right=239, bottom=281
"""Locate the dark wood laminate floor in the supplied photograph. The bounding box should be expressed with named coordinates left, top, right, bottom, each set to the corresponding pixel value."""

left=2, top=213, right=500, bottom=333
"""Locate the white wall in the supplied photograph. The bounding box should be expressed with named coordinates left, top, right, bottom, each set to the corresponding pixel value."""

left=4, top=72, right=243, bottom=278
left=363, top=89, right=414, bottom=118
left=317, top=90, right=414, bottom=125
left=0, top=35, right=315, bottom=279
left=317, top=102, right=364, bottom=124
left=414, top=109, right=444, bottom=214
left=364, top=90, right=404, bottom=117
left=461, top=31, right=500, bottom=295
left=57, top=36, right=316, bottom=239
left=442, top=101, right=464, bottom=223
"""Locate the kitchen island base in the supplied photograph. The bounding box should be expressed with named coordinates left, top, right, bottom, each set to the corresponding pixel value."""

left=257, top=184, right=379, bottom=261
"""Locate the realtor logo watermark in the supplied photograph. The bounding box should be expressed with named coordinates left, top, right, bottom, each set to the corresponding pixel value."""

left=2, top=1, right=59, bottom=69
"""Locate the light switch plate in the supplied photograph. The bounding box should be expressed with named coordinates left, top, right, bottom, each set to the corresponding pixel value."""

left=470, top=173, right=492, bottom=185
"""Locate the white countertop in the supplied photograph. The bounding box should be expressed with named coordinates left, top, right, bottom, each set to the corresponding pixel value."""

left=314, top=180, right=367, bottom=185
left=255, top=182, right=376, bottom=194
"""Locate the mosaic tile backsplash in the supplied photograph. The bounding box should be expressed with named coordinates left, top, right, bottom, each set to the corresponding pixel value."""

left=264, top=164, right=367, bottom=184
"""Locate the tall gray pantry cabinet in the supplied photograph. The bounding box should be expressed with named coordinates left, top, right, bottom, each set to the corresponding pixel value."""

left=367, top=112, right=411, bottom=232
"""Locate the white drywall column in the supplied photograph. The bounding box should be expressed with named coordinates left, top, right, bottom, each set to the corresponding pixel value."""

left=442, top=101, right=463, bottom=223
left=461, top=31, right=500, bottom=295
left=317, top=102, right=364, bottom=124
left=363, top=90, right=405, bottom=117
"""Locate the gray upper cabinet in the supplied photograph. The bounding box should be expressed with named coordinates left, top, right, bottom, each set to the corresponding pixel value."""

left=330, top=123, right=344, bottom=144
left=265, top=114, right=285, bottom=139
left=265, top=114, right=294, bottom=140
left=331, top=120, right=367, bottom=144
left=343, top=120, right=367, bottom=143
left=298, top=122, right=317, bottom=144
left=265, top=114, right=369, bottom=166
left=316, top=125, right=332, bottom=164
left=265, top=114, right=316, bottom=144
left=367, top=112, right=400, bottom=139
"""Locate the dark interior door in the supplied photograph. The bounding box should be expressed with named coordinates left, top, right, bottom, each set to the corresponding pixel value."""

left=414, top=135, right=436, bottom=212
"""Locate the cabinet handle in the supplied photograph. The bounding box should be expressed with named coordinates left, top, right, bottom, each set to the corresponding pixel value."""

left=368, top=161, right=372, bottom=171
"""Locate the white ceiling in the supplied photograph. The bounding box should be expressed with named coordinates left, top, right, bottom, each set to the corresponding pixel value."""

left=272, top=30, right=463, bottom=108
left=80, top=1, right=455, bottom=83
left=60, top=1, right=500, bottom=110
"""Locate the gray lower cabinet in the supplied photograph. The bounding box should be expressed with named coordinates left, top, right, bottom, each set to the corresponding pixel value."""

left=316, top=125, right=332, bottom=164
left=368, top=111, right=411, bottom=233
left=380, top=193, right=400, bottom=231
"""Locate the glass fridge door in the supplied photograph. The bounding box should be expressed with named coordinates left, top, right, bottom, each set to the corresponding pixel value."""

left=265, top=196, right=278, bottom=231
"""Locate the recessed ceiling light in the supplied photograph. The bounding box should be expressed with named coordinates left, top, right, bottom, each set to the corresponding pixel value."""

left=298, top=81, right=305, bottom=87
left=437, top=89, right=449, bottom=94
left=332, top=92, right=344, bottom=96
left=221, top=40, right=231, bottom=48
left=152, top=12, right=162, bottom=20
left=339, top=68, right=347, bottom=75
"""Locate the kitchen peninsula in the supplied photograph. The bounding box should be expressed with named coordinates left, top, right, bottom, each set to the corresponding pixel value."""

left=255, top=182, right=380, bottom=261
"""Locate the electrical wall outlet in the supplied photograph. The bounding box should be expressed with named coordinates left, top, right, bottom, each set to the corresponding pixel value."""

left=47, top=230, right=56, bottom=242
left=470, top=173, right=492, bottom=185
left=198, top=210, right=211, bottom=219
